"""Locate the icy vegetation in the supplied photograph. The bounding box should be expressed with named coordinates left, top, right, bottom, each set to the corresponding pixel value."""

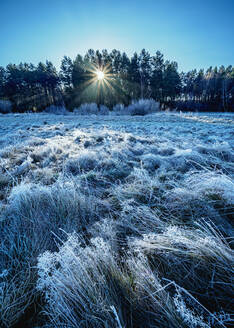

left=0, top=100, right=12, bottom=114
left=73, top=99, right=160, bottom=116
left=0, top=111, right=233, bottom=327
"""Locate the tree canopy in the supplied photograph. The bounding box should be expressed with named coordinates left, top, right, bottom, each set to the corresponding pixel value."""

left=0, top=49, right=233, bottom=112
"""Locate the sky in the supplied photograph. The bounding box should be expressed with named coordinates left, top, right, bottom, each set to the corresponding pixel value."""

left=0, top=0, right=234, bottom=72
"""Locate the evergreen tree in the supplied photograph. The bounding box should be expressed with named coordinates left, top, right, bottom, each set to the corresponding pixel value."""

left=163, top=61, right=181, bottom=101
left=128, top=52, right=141, bottom=99
left=60, top=56, right=73, bottom=89
left=151, top=51, right=164, bottom=102
left=0, top=67, right=6, bottom=97
left=138, top=49, right=151, bottom=98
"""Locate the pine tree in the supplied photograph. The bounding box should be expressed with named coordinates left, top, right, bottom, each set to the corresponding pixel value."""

left=151, top=51, right=164, bottom=102
left=60, top=56, right=73, bottom=89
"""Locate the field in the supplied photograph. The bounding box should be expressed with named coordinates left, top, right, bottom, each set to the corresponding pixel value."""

left=0, top=111, right=233, bottom=327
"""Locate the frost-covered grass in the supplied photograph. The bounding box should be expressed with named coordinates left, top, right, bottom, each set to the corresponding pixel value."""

left=0, top=111, right=233, bottom=327
left=73, top=99, right=159, bottom=116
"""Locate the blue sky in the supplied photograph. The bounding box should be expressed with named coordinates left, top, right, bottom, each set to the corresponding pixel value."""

left=0, top=0, right=233, bottom=72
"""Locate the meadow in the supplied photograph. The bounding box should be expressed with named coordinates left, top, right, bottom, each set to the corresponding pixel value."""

left=0, top=110, right=233, bottom=327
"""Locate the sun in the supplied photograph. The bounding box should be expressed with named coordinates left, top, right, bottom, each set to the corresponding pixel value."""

left=96, top=70, right=105, bottom=80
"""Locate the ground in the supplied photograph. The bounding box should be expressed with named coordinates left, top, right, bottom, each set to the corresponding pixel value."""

left=0, top=112, right=233, bottom=327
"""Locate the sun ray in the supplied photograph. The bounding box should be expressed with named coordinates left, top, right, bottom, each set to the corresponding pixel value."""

left=74, top=60, right=130, bottom=105
left=96, top=70, right=105, bottom=80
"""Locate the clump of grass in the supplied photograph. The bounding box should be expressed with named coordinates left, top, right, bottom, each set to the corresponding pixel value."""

left=158, top=147, right=175, bottom=156
left=163, top=171, right=234, bottom=235
left=113, top=167, right=162, bottom=206
left=6, top=180, right=102, bottom=233
left=37, top=233, right=210, bottom=328
left=28, top=167, right=58, bottom=185
left=141, top=153, right=161, bottom=171
left=130, top=221, right=234, bottom=316
left=196, top=145, right=234, bottom=162
left=65, top=151, right=99, bottom=174
left=185, top=172, right=234, bottom=205
left=98, top=157, right=132, bottom=181
left=0, top=173, right=11, bottom=189
left=0, top=179, right=103, bottom=326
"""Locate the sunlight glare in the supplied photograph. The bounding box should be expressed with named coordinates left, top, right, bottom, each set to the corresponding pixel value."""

left=96, top=70, right=105, bottom=80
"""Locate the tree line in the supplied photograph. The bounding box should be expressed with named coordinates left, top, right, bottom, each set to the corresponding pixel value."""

left=0, top=49, right=233, bottom=112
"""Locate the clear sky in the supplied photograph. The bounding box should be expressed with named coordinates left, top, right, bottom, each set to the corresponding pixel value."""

left=1, top=0, right=233, bottom=72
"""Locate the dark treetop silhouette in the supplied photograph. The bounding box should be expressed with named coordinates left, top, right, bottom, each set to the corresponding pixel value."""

left=0, top=49, right=233, bottom=113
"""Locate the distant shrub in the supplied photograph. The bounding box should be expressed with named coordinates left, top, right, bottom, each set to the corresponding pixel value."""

left=128, top=99, right=160, bottom=116
left=99, top=105, right=110, bottom=115
left=73, top=100, right=160, bottom=116
left=44, top=105, right=68, bottom=115
left=0, top=100, right=12, bottom=114
left=112, top=104, right=128, bottom=115
left=74, top=103, right=98, bottom=115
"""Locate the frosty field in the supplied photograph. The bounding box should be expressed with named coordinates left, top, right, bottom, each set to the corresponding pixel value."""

left=0, top=112, right=233, bottom=327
